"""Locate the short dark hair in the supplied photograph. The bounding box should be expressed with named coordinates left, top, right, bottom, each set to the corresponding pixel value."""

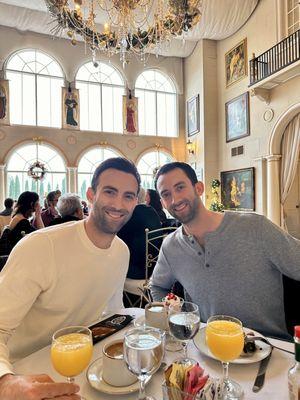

left=91, top=157, right=141, bottom=194
left=4, top=198, right=13, bottom=209
left=154, top=162, right=198, bottom=190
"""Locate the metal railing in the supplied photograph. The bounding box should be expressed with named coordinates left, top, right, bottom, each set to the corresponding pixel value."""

left=249, top=29, right=300, bottom=85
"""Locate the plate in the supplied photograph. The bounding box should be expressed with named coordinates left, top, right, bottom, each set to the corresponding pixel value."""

left=193, top=327, right=272, bottom=364
left=87, top=357, right=150, bottom=395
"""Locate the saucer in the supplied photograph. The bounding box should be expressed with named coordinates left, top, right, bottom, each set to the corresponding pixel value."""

left=87, top=357, right=150, bottom=395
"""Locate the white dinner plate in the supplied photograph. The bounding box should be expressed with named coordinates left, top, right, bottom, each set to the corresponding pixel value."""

left=87, top=357, right=151, bottom=395
left=193, top=327, right=272, bottom=365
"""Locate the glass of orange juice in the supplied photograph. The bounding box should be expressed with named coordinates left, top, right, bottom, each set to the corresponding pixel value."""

left=206, top=315, right=244, bottom=399
left=51, top=326, right=93, bottom=398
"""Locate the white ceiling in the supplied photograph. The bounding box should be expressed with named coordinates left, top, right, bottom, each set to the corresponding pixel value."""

left=0, top=0, right=259, bottom=57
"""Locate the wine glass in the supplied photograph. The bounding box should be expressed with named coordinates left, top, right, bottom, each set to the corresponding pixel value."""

left=206, top=315, right=244, bottom=399
left=124, top=326, right=165, bottom=400
left=168, top=301, right=200, bottom=360
left=51, top=326, right=93, bottom=399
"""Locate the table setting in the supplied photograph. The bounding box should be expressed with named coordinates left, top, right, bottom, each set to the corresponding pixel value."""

left=13, top=306, right=295, bottom=399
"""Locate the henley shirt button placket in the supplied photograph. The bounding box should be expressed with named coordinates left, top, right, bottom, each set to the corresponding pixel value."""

left=205, top=263, right=210, bottom=268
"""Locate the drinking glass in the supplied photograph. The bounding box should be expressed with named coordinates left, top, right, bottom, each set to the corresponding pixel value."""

left=124, top=326, right=165, bottom=400
left=168, top=301, right=200, bottom=360
left=51, top=326, right=93, bottom=399
left=206, top=315, right=244, bottom=399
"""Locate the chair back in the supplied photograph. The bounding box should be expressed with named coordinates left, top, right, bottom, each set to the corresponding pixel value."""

left=283, top=274, right=300, bottom=336
left=145, top=226, right=177, bottom=282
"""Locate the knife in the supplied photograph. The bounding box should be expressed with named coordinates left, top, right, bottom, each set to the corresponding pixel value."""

left=252, top=348, right=273, bottom=392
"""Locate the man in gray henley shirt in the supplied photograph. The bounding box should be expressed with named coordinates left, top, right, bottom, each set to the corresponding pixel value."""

left=150, top=162, right=300, bottom=340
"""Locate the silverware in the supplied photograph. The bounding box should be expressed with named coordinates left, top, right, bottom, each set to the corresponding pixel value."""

left=252, top=348, right=273, bottom=392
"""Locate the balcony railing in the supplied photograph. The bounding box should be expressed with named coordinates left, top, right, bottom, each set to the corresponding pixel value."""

left=249, top=29, right=300, bottom=86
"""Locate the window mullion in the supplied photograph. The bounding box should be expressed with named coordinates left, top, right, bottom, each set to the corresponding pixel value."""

left=100, top=83, right=103, bottom=131
left=35, top=74, right=38, bottom=126
left=155, top=91, right=158, bottom=136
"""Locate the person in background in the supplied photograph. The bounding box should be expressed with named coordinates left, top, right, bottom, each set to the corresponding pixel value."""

left=49, top=193, right=84, bottom=226
left=35, top=191, right=59, bottom=227
left=150, top=162, right=300, bottom=340
left=118, top=188, right=161, bottom=280
left=0, top=157, right=140, bottom=400
left=145, top=188, right=167, bottom=225
left=55, top=189, right=62, bottom=199
left=0, top=192, right=44, bottom=255
left=0, top=198, right=14, bottom=216
left=81, top=200, right=89, bottom=216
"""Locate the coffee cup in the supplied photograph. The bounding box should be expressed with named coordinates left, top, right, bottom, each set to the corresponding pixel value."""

left=102, top=339, right=137, bottom=387
left=145, top=302, right=168, bottom=330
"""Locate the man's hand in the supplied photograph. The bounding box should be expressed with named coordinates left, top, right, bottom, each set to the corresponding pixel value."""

left=0, top=374, right=81, bottom=400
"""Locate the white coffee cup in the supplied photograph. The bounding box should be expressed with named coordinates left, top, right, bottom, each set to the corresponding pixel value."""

left=102, top=339, right=137, bottom=387
left=145, top=302, right=168, bottom=330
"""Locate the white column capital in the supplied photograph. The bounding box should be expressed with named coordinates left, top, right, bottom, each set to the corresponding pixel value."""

left=265, top=154, right=282, bottom=162
left=67, top=166, right=78, bottom=172
left=0, top=164, right=6, bottom=171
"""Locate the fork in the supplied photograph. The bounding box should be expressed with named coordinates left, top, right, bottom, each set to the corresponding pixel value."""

left=245, top=335, right=294, bottom=355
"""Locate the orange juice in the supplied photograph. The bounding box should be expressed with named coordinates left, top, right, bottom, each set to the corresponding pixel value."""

left=206, top=320, right=244, bottom=362
left=51, top=333, right=93, bottom=377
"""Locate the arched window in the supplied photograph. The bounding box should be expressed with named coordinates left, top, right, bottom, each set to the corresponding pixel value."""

left=137, top=150, right=175, bottom=189
left=5, top=49, right=64, bottom=127
left=78, top=147, right=122, bottom=199
left=76, top=62, right=125, bottom=133
left=135, top=70, right=177, bottom=137
left=6, top=143, right=67, bottom=200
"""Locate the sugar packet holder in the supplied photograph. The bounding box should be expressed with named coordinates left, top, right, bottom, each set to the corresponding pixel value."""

left=89, top=314, right=133, bottom=344
left=162, top=378, right=222, bottom=400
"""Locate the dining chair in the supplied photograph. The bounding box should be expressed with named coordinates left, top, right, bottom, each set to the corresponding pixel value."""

left=123, top=226, right=177, bottom=308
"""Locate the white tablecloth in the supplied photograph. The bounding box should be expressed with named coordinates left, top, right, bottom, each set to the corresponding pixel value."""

left=14, top=308, right=294, bottom=399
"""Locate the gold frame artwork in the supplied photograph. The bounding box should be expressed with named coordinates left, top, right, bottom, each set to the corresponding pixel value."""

left=0, top=79, right=10, bottom=125
left=123, top=94, right=138, bottom=135
left=62, top=87, right=80, bottom=130
left=225, top=38, right=248, bottom=87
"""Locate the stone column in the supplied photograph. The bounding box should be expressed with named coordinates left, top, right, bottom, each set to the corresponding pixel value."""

left=253, top=157, right=267, bottom=216
left=0, top=165, right=6, bottom=210
left=266, top=154, right=281, bottom=226
left=67, top=167, right=77, bottom=194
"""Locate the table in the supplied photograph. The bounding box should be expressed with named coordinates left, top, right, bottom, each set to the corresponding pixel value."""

left=14, top=308, right=294, bottom=399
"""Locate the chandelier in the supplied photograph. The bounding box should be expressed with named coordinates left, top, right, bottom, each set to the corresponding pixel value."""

left=45, top=0, right=202, bottom=66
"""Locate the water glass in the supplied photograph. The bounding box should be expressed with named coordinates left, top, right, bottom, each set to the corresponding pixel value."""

left=168, top=301, right=200, bottom=359
left=124, top=326, right=165, bottom=400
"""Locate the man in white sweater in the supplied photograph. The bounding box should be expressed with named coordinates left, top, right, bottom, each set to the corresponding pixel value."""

left=0, top=157, right=140, bottom=400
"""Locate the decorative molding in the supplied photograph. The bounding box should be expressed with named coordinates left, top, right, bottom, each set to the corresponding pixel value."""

left=250, top=88, right=270, bottom=104
left=67, top=135, right=77, bottom=145
left=263, top=108, right=274, bottom=122
left=265, top=154, right=282, bottom=162
left=127, top=139, right=136, bottom=150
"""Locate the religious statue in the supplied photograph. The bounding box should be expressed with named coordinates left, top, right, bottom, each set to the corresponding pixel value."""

left=123, top=90, right=138, bottom=135
left=65, top=86, right=78, bottom=126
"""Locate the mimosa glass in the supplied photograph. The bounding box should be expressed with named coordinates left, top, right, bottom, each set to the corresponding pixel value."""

left=51, top=326, right=93, bottom=399
left=206, top=315, right=244, bottom=399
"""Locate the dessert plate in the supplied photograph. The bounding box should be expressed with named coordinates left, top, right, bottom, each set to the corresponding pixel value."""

left=87, top=357, right=150, bottom=394
left=194, top=327, right=272, bottom=365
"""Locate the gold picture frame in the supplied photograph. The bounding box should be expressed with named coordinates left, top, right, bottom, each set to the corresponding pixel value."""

left=225, top=38, right=248, bottom=87
left=0, top=79, right=10, bottom=126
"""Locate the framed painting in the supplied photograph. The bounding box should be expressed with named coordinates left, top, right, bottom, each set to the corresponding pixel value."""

left=62, top=86, right=80, bottom=130
left=221, top=167, right=255, bottom=211
left=225, top=92, right=250, bottom=142
left=123, top=94, right=138, bottom=135
left=225, top=38, right=247, bottom=87
left=0, top=79, right=10, bottom=126
left=187, top=94, right=200, bottom=136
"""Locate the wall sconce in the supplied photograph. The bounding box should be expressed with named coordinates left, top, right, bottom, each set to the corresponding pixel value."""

left=186, top=139, right=195, bottom=155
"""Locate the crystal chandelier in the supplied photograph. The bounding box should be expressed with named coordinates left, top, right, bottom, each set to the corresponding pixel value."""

left=45, top=0, right=202, bottom=66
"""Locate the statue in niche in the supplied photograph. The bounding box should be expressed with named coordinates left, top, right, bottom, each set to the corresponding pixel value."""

left=65, top=85, right=78, bottom=126
left=123, top=90, right=138, bottom=135
left=0, top=84, right=7, bottom=120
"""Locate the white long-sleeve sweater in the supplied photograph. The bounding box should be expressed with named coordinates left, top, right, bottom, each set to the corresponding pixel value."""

left=0, top=220, right=129, bottom=377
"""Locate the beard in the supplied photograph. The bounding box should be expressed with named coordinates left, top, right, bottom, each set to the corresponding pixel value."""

left=91, top=203, right=131, bottom=235
left=168, top=195, right=200, bottom=224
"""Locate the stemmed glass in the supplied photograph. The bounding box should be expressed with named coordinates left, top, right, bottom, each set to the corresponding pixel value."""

left=51, top=326, right=93, bottom=399
left=168, top=301, right=200, bottom=360
left=124, top=326, right=165, bottom=400
left=206, top=315, right=244, bottom=399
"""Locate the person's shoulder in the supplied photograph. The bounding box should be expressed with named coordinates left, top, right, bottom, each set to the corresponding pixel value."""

left=226, top=211, right=263, bottom=224
left=161, top=226, right=181, bottom=247
left=113, top=235, right=130, bottom=255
